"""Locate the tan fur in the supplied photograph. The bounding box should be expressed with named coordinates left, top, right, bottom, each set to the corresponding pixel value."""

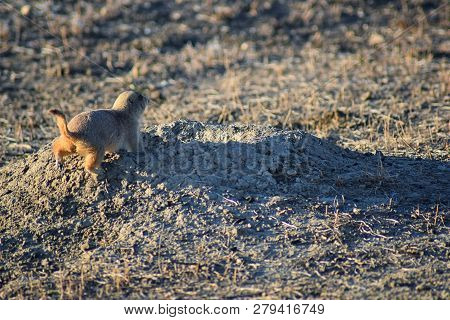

left=49, top=91, right=149, bottom=176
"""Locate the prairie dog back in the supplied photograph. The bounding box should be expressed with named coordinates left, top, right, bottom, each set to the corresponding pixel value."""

left=67, top=110, right=125, bottom=153
left=49, top=90, right=149, bottom=176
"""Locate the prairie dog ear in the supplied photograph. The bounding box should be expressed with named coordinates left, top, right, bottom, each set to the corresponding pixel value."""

left=141, top=94, right=150, bottom=104
left=138, top=93, right=149, bottom=109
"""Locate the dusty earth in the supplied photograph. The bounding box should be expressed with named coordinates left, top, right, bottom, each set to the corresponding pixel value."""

left=0, top=0, right=449, bottom=299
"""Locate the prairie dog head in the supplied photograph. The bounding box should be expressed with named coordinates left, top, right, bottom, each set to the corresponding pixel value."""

left=112, top=91, right=149, bottom=116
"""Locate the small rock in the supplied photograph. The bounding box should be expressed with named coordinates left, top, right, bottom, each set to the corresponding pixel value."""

left=286, top=168, right=297, bottom=176
left=368, top=33, right=384, bottom=46
left=361, top=91, right=372, bottom=101
left=20, top=5, right=31, bottom=16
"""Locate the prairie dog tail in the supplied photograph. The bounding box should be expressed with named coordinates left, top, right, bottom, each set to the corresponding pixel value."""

left=49, top=109, right=73, bottom=139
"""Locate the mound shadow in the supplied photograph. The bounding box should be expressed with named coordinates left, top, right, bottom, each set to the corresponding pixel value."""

left=101, top=124, right=449, bottom=213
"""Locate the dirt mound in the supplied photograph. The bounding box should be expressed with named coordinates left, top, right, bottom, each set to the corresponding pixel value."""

left=0, top=121, right=448, bottom=299
left=0, top=120, right=364, bottom=207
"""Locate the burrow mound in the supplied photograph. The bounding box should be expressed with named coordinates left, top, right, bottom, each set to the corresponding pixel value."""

left=0, top=120, right=373, bottom=210
left=0, top=120, right=447, bottom=215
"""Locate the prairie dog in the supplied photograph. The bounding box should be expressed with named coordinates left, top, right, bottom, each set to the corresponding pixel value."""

left=49, top=91, right=149, bottom=175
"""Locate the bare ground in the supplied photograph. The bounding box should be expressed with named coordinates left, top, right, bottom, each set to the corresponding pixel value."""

left=0, top=0, right=449, bottom=299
